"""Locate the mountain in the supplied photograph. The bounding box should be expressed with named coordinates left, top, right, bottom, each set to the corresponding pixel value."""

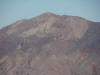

left=0, top=12, right=100, bottom=75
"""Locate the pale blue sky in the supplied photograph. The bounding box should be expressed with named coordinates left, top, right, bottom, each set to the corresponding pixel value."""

left=0, top=0, right=100, bottom=28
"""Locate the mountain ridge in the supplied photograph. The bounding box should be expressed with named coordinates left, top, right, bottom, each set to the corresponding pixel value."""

left=1, top=12, right=98, bottom=30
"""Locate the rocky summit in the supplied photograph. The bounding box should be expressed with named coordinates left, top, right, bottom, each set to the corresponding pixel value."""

left=0, top=12, right=100, bottom=75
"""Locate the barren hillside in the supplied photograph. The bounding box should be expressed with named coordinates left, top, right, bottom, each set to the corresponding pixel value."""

left=0, top=12, right=100, bottom=75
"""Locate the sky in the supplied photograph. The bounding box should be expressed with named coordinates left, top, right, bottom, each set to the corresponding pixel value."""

left=0, top=0, right=100, bottom=28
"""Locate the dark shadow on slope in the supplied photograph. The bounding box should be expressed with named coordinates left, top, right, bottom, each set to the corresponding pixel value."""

left=77, top=22, right=100, bottom=53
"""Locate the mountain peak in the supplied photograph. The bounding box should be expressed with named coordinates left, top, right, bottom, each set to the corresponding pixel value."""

left=43, top=12, right=56, bottom=15
left=40, top=12, right=58, bottom=17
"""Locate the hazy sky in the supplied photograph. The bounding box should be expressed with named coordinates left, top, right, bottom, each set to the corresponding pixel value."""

left=0, top=0, right=100, bottom=28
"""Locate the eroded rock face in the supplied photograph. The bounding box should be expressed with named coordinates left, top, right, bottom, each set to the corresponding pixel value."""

left=0, top=12, right=100, bottom=75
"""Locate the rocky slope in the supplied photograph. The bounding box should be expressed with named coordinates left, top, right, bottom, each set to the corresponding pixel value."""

left=0, top=12, right=100, bottom=75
